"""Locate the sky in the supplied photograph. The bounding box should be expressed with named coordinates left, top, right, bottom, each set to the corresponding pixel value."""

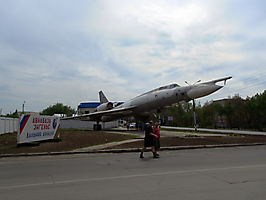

left=1, top=0, right=266, bottom=114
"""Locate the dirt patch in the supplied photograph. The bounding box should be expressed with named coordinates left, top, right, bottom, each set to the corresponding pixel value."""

left=104, top=135, right=266, bottom=149
left=1, top=129, right=266, bottom=155
left=0, top=130, right=134, bottom=155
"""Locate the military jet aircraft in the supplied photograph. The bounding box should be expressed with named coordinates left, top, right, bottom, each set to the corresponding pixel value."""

left=65, top=76, right=232, bottom=129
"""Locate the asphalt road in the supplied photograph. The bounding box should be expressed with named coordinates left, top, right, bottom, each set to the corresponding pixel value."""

left=1, top=146, right=266, bottom=200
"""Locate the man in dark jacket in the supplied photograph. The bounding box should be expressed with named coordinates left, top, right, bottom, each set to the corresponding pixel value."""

left=140, top=121, right=159, bottom=158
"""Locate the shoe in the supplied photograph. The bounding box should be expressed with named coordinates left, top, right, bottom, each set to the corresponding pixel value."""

left=140, top=154, right=144, bottom=158
left=153, top=153, right=159, bottom=158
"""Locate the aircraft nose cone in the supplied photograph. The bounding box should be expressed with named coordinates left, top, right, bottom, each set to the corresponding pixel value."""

left=187, top=84, right=223, bottom=99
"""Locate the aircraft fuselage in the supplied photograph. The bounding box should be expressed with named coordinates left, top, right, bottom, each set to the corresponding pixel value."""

left=66, top=76, right=232, bottom=123
left=100, top=82, right=223, bottom=122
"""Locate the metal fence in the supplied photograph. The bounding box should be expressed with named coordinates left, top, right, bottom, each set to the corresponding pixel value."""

left=0, top=117, right=19, bottom=135
left=0, top=118, right=118, bottom=134
left=60, top=120, right=118, bottom=130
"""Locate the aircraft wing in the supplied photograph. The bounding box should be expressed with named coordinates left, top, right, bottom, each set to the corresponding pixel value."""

left=62, top=106, right=136, bottom=120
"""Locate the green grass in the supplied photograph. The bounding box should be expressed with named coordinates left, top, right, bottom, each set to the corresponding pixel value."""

left=0, top=145, right=17, bottom=151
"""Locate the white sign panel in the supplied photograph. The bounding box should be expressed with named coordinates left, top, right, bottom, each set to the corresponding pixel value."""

left=168, top=116, right=173, bottom=121
left=17, top=114, right=60, bottom=144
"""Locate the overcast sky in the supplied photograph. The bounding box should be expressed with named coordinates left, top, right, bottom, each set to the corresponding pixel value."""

left=1, top=0, right=266, bottom=114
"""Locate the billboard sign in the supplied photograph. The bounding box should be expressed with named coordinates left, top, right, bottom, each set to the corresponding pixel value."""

left=17, top=114, right=60, bottom=144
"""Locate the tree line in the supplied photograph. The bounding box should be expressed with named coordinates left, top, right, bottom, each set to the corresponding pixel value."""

left=3, top=91, right=266, bottom=131
left=165, top=90, right=266, bottom=131
left=40, top=103, right=75, bottom=116
left=2, top=103, right=75, bottom=118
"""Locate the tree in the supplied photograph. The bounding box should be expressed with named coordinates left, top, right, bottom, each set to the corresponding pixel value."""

left=158, top=91, right=266, bottom=130
left=6, top=110, right=19, bottom=118
left=40, top=103, right=75, bottom=117
left=224, top=101, right=235, bottom=129
left=201, top=101, right=217, bottom=128
left=213, top=102, right=225, bottom=128
left=244, top=90, right=266, bottom=129
left=230, top=94, right=245, bottom=129
left=166, top=105, right=180, bottom=126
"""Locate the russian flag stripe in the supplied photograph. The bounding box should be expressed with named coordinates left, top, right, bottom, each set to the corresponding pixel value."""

left=20, top=115, right=30, bottom=134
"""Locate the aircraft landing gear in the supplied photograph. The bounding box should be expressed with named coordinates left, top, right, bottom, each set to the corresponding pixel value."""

left=157, top=107, right=166, bottom=126
left=93, top=123, right=102, bottom=130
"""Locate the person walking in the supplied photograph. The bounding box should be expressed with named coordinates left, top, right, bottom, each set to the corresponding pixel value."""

left=153, top=122, right=161, bottom=157
left=140, top=121, right=159, bottom=158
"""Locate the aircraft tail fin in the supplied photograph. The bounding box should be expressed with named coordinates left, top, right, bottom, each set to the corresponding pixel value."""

left=99, top=91, right=109, bottom=104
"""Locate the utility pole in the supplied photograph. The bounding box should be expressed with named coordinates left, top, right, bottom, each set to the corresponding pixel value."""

left=22, top=101, right=26, bottom=113
left=193, top=100, right=197, bottom=131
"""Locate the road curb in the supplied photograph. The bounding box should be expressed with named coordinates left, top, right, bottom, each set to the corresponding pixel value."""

left=1, top=143, right=266, bottom=158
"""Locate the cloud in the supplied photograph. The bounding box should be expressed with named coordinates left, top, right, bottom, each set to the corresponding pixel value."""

left=0, top=0, right=266, bottom=114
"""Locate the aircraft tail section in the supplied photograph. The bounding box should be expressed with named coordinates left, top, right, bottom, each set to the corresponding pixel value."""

left=99, top=91, right=109, bottom=104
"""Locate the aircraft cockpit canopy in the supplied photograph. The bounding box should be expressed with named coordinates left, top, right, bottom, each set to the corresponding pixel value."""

left=159, top=83, right=179, bottom=90
left=135, top=83, right=180, bottom=98
left=170, top=83, right=180, bottom=88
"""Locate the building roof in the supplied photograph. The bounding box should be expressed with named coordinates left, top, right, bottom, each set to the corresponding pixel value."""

left=78, top=102, right=100, bottom=108
left=78, top=102, right=124, bottom=108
